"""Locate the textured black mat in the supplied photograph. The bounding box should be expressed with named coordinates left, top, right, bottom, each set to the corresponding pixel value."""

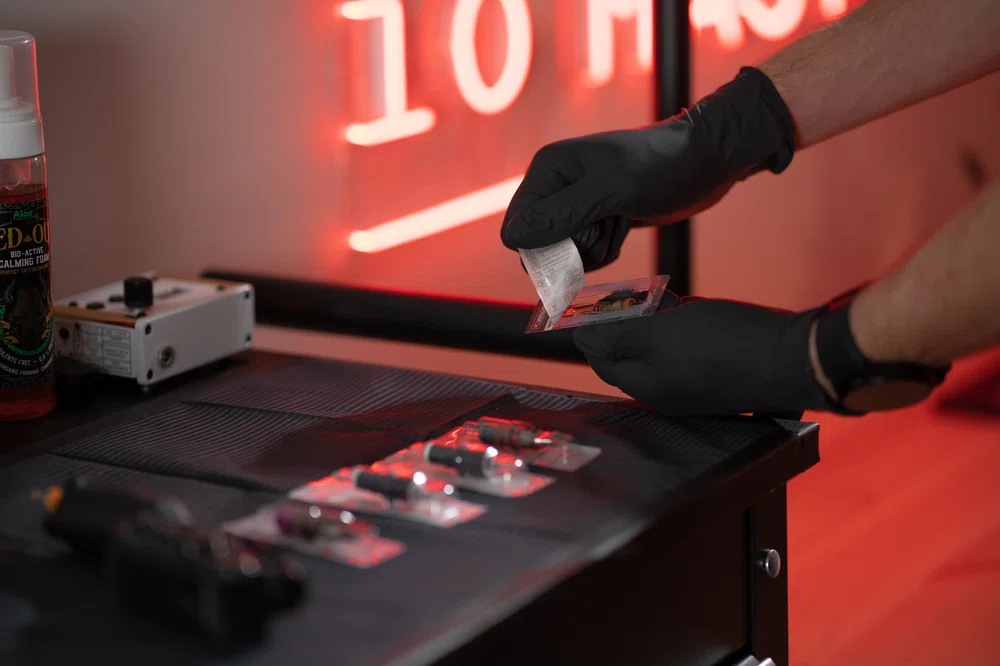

left=193, top=359, right=512, bottom=438
left=52, top=402, right=414, bottom=492
left=0, top=354, right=813, bottom=666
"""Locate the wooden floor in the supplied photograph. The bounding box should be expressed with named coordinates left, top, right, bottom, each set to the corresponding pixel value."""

left=789, top=350, right=1000, bottom=666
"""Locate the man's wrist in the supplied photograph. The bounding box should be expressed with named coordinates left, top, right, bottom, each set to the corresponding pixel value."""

left=806, top=290, right=870, bottom=415
left=848, top=279, right=951, bottom=366
left=693, top=66, right=797, bottom=179
left=736, top=66, right=797, bottom=175
left=807, top=284, right=951, bottom=414
left=808, top=318, right=839, bottom=403
left=848, top=282, right=895, bottom=362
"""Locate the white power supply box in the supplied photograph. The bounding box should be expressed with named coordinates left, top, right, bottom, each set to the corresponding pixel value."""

left=53, top=273, right=255, bottom=386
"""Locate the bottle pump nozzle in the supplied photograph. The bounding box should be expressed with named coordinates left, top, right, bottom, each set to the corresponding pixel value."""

left=0, top=45, right=17, bottom=106
left=0, top=32, right=44, bottom=160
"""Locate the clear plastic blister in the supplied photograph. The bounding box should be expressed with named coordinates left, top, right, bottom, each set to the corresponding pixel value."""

left=525, top=275, right=671, bottom=333
left=222, top=503, right=406, bottom=569
left=287, top=465, right=486, bottom=528
left=432, top=417, right=601, bottom=473
left=377, top=442, right=555, bottom=498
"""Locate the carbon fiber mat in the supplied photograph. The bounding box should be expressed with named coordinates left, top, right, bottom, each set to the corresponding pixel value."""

left=47, top=363, right=784, bottom=498
left=589, top=410, right=776, bottom=471
left=53, top=402, right=414, bottom=492
left=0, top=355, right=812, bottom=666
left=193, top=358, right=512, bottom=438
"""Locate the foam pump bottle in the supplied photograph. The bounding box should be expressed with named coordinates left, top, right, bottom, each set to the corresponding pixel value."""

left=0, top=31, right=55, bottom=421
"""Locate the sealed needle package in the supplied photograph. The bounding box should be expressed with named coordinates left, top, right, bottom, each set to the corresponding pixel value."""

left=519, top=238, right=670, bottom=334
left=376, top=442, right=555, bottom=498
left=525, top=275, right=670, bottom=333
left=433, top=417, right=601, bottom=473
left=222, top=502, right=406, bottom=569
left=287, top=465, right=486, bottom=528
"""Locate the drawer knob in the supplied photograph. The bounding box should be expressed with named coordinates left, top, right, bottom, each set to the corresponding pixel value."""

left=755, top=548, right=781, bottom=578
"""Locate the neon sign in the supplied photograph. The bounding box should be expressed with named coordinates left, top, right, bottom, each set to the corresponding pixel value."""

left=690, top=0, right=848, bottom=50
left=340, top=1, right=436, bottom=146
left=585, top=0, right=654, bottom=88
left=451, top=0, right=534, bottom=115
left=343, top=0, right=851, bottom=254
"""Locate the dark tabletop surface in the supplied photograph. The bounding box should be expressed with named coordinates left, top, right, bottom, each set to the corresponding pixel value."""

left=0, top=351, right=820, bottom=666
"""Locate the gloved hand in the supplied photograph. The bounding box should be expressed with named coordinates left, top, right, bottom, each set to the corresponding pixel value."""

left=501, top=66, right=796, bottom=271
left=573, top=292, right=830, bottom=417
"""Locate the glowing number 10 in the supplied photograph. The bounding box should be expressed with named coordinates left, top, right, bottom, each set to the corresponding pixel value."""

left=341, top=0, right=534, bottom=146
left=340, top=0, right=652, bottom=147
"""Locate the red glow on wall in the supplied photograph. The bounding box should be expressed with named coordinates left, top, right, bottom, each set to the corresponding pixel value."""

left=348, top=175, right=524, bottom=253
left=341, top=0, right=851, bottom=254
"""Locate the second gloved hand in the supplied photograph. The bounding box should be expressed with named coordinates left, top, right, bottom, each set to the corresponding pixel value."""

left=501, top=67, right=796, bottom=271
left=573, top=294, right=829, bottom=417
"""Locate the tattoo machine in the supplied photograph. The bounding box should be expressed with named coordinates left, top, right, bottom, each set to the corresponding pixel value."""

left=40, top=476, right=306, bottom=645
left=106, top=516, right=307, bottom=645
left=40, top=475, right=194, bottom=557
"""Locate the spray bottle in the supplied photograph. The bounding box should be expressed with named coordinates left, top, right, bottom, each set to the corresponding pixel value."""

left=0, top=31, right=54, bottom=421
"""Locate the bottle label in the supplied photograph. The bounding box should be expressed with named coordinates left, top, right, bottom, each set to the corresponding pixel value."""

left=0, top=194, right=54, bottom=389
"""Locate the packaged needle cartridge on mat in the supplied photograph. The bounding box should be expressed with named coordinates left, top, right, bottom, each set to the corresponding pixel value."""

left=520, top=238, right=669, bottom=334
left=433, top=417, right=601, bottom=473
left=288, top=465, right=486, bottom=528
left=377, top=442, right=555, bottom=498
left=222, top=502, right=406, bottom=569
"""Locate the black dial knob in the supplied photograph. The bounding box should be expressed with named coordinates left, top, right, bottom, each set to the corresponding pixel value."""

left=123, top=277, right=154, bottom=310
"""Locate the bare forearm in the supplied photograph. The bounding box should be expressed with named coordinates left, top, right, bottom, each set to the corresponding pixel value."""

left=760, top=0, right=1000, bottom=149
left=850, top=178, right=1000, bottom=367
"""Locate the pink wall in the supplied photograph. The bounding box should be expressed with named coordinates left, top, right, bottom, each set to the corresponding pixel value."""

left=691, top=1, right=1000, bottom=309
left=2, top=0, right=998, bottom=390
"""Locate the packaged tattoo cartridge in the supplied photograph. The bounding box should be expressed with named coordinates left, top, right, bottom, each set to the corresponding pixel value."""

left=222, top=502, right=405, bottom=569
left=519, top=238, right=670, bottom=333
left=377, top=442, right=555, bottom=498
left=524, top=274, right=671, bottom=333
left=432, top=417, right=601, bottom=473
left=287, top=465, right=486, bottom=528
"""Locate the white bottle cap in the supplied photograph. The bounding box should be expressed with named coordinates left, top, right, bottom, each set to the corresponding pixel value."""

left=0, top=31, right=44, bottom=160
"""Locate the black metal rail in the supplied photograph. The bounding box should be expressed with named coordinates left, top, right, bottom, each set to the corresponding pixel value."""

left=655, top=0, right=692, bottom=296
left=202, top=270, right=584, bottom=363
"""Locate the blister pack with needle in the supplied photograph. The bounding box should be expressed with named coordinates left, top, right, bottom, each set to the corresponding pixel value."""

left=519, top=238, right=670, bottom=333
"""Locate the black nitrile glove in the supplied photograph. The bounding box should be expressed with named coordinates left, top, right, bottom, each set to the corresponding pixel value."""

left=501, top=67, right=796, bottom=270
left=573, top=292, right=830, bottom=417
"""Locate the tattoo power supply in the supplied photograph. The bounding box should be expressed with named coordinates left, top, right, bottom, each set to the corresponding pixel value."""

left=52, top=273, right=254, bottom=386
